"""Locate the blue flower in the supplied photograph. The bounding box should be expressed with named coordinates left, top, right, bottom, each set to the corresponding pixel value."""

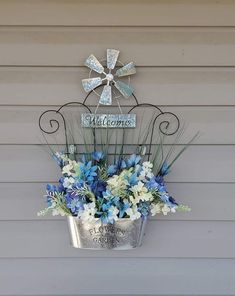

left=91, top=180, right=107, bottom=197
left=149, top=176, right=167, bottom=193
left=103, top=190, right=119, bottom=204
left=81, top=154, right=87, bottom=164
left=101, top=191, right=119, bottom=210
left=80, top=161, right=97, bottom=184
left=126, top=154, right=141, bottom=168
left=107, top=164, right=117, bottom=176
left=55, top=178, right=66, bottom=193
left=73, top=179, right=86, bottom=189
left=138, top=201, right=150, bottom=217
left=146, top=177, right=160, bottom=190
left=53, top=152, right=65, bottom=168
left=46, top=195, right=53, bottom=207
left=168, top=196, right=178, bottom=206
left=46, top=184, right=57, bottom=192
left=97, top=212, right=109, bottom=224
left=125, top=172, right=138, bottom=186
left=155, top=175, right=165, bottom=186
left=92, top=151, right=104, bottom=162
left=65, top=191, right=84, bottom=215
left=107, top=158, right=127, bottom=175
left=67, top=198, right=84, bottom=215
left=115, top=158, right=127, bottom=170
left=158, top=184, right=167, bottom=193
left=134, top=164, right=142, bottom=175
left=159, top=162, right=170, bottom=176
left=119, top=200, right=130, bottom=218
left=159, top=192, right=178, bottom=207
left=98, top=203, right=119, bottom=224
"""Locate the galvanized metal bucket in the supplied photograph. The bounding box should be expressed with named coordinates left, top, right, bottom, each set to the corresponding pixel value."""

left=67, top=216, right=147, bottom=250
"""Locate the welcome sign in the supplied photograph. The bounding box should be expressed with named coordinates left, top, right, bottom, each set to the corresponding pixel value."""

left=81, top=113, right=136, bottom=128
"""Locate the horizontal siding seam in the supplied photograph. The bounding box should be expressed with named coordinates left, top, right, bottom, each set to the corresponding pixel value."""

left=0, top=181, right=234, bottom=184
left=1, top=104, right=235, bottom=108
left=1, top=25, right=235, bottom=28
left=0, top=143, right=234, bottom=146
left=0, top=219, right=234, bottom=223
left=1, top=257, right=235, bottom=261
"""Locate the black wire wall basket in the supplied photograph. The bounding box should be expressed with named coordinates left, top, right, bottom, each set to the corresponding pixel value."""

left=38, top=49, right=186, bottom=250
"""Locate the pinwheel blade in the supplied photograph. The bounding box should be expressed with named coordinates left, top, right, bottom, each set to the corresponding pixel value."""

left=107, top=49, right=120, bottom=70
left=114, top=80, right=134, bottom=98
left=82, top=77, right=102, bottom=92
left=99, top=85, right=112, bottom=105
left=84, top=54, right=104, bottom=74
left=116, top=62, right=136, bottom=77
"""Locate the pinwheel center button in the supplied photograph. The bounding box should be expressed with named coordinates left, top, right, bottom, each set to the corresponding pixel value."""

left=106, top=73, right=114, bottom=81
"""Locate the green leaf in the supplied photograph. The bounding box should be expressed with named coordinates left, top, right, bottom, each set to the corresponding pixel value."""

left=177, top=205, right=191, bottom=212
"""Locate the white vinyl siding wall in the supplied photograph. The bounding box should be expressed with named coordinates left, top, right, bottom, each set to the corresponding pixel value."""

left=0, top=1, right=235, bottom=295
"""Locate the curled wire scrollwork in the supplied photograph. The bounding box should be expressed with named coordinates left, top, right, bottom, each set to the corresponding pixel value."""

left=128, top=103, right=180, bottom=136
left=39, top=109, right=69, bottom=153
left=39, top=102, right=92, bottom=154
left=39, top=110, right=64, bottom=135
left=128, top=103, right=180, bottom=160
left=152, top=111, right=180, bottom=136
left=38, top=86, right=180, bottom=158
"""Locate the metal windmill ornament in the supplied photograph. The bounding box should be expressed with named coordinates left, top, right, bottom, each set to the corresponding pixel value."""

left=82, top=49, right=136, bottom=105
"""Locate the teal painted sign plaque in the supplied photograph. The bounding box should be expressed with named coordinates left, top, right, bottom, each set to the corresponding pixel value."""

left=81, top=113, right=136, bottom=128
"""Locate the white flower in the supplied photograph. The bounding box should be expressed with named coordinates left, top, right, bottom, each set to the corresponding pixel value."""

left=108, top=206, right=119, bottom=221
left=171, top=207, right=177, bottom=213
left=150, top=203, right=162, bottom=216
left=138, top=162, right=154, bottom=181
left=107, top=173, right=128, bottom=194
left=131, top=181, right=147, bottom=196
left=62, top=160, right=78, bottom=176
left=55, top=152, right=68, bottom=162
left=52, top=208, right=66, bottom=216
left=63, top=177, right=75, bottom=189
left=126, top=206, right=141, bottom=221
left=79, top=202, right=97, bottom=222
left=140, top=192, right=153, bottom=202
left=162, top=204, right=171, bottom=216
left=129, top=195, right=137, bottom=205
left=62, top=164, right=73, bottom=176
left=107, top=175, right=119, bottom=187
left=143, top=161, right=153, bottom=169
left=130, top=181, right=153, bottom=204
left=138, top=171, right=146, bottom=181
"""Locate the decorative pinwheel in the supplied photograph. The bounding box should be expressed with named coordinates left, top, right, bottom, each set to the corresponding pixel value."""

left=82, top=49, right=136, bottom=105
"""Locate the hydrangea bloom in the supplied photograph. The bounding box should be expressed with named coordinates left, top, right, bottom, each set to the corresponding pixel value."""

left=38, top=151, right=190, bottom=223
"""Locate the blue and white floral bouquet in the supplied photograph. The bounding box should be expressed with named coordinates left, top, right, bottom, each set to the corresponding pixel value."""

left=38, top=150, right=190, bottom=223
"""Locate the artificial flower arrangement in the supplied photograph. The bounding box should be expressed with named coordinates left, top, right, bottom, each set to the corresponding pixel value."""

left=38, top=143, right=191, bottom=250
left=38, top=49, right=193, bottom=250
left=39, top=151, right=189, bottom=222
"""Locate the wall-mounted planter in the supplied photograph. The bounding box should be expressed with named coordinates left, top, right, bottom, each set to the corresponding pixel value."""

left=38, top=49, right=191, bottom=251
left=67, top=216, right=147, bottom=250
